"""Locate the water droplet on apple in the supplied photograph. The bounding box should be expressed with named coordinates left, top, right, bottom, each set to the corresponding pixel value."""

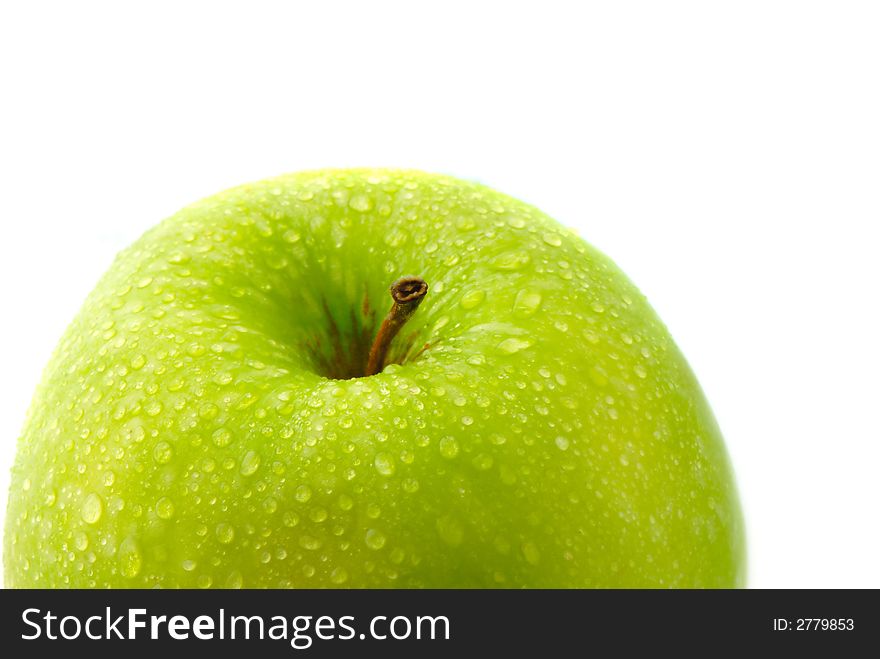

left=187, top=343, right=206, bottom=357
left=439, top=436, right=459, bottom=459
left=199, top=402, right=219, bottom=420
left=239, top=450, right=261, bottom=476
left=215, top=522, right=235, bottom=544
left=634, top=364, right=648, bottom=379
left=152, top=441, right=173, bottom=464
left=374, top=453, right=395, bottom=476
left=167, top=252, right=190, bottom=265
left=459, top=289, right=486, bottom=309
left=522, top=541, right=541, bottom=565
left=156, top=497, right=175, bottom=520
left=118, top=535, right=142, bottom=578
left=81, top=493, right=103, bottom=524
left=74, top=531, right=89, bottom=551
left=513, top=290, right=542, bottom=317
left=283, top=229, right=301, bottom=243
left=349, top=194, right=374, bottom=212
left=299, top=535, right=322, bottom=551
left=542, top=232, right=562, bottom=247
left=214, top=371, right=232, bottom=386
left=384, top=228, right=407, bottom=248
left=555, top=436, right=570, bottom=451
left=330, top=567, right=349, bottom=584
left=365, top=529, right=387, bottom=550
left=497, top=337, right=533, bottom=354
left=145, top=401, right=163, bottom=417
left=431, top=316, right=450, bottom=334
left=212, top=427, right=232, bottom=447
left=226, top=570, right=244, bottom=588
left=182, top=559, right=197, bottom=571
left=295, top=484, right=313, bottom=503
left=491, top=251, right=531, bottom=271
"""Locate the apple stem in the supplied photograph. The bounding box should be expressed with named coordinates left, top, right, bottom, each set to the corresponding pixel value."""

left=365, top=276, right=428, bottom=376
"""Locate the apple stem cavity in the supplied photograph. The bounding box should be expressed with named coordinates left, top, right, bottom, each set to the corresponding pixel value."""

left=365, top=276, right=428, bottom=376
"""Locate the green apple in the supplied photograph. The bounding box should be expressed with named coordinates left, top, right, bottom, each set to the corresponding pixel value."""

left=4, top=169, right=745, bottom=588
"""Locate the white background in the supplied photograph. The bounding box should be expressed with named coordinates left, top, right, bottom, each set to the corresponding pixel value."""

left=1, top=1, right=878, bottom=588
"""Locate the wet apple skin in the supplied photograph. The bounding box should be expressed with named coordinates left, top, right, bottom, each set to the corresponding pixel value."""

left=5, top=169, right=745, bottom=588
